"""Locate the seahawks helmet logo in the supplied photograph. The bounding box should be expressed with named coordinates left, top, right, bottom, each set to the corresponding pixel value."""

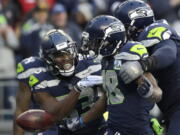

left=103, top=22, right=125, bottom=39
left=128, top=7, right=154, bottom=20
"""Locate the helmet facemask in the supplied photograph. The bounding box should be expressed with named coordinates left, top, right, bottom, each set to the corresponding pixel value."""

left=81, top=31, right=101, bottom=58
left=40, top=29, right=78, bottom=77
left=82, top=15, right=127, bottom=58
left=99, top=22, right=126, bottom=57
left=45, top=41, right=77, bottom=77
left=127, top=6, right=154, bottom=40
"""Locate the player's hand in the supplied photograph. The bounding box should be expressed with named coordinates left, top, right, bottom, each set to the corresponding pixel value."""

left=119, top=61, right=144, bottom=84
left=74, top=75, right=102, bottom=92
left=66, top=117, right=85, bottom=132
left=137, top=76, right=153, bottom=98
left=150, top=118, right=164, bottom=135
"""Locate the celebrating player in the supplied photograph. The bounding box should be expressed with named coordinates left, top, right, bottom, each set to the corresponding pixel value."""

left=81, top=15, right=162, bottom=135
left=28, top=29, right=106, bottom=135
left=114, top=0, right=180, bottom=134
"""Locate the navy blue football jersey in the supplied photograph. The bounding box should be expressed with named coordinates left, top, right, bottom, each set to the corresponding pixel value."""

left=102, top=42, right=154, bottom=134
left=138, top=20, right=180, bottom=48
left=138, top=20, right=180, bottom=115
left=30, top=58, right=103, bottom=130
left=16, top=56, right=47, bottom=109
left=16, top=56, right=47, bottom=83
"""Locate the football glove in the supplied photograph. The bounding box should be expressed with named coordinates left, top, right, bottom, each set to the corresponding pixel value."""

left=66, top=117, right=85, bottom=132
left=74, top=75, right=103, bottom=92
left=137, top=76, right=154, bottom=98
left=151, top=118, right=164, bottom=135
left=119, top=61, right=144, bottom=84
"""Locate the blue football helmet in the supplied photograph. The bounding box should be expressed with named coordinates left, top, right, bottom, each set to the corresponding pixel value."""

left=114, top=0, right=154, bottom=40
left=40, top=29, right=77, bottom=77
left=81, top=15, right=126, bottom=57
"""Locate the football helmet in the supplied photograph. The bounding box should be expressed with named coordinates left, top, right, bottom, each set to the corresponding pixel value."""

left=81, top=15, right=126, bottom=57
left=114, top=0, right=154, bottom=40
left=40, top=29, right=77, bottom=77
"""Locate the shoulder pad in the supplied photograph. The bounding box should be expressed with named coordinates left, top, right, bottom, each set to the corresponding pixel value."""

left=75, top=59, right=102, bottom=79
left=17, top=57, right=47, bottom=80
left=114, top=41, right=149, bottom=61
left=29, top=71, right=60, bottom=89
left=138, top=20, right=172, bottom=47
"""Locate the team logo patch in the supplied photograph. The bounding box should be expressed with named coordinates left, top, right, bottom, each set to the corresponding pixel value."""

left=114, top=59, right=122, bottom=70
left=128, top=7, right=154, bottom=20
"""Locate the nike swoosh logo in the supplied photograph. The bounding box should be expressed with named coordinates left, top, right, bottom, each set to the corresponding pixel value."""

left=29, top=79, right=33, bottom=82
left=137, top=48, right=144, bottom=50
left=151, top=29, right=158, bottom=35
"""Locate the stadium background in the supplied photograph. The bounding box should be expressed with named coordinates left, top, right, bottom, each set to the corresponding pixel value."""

left=0, top=0, right=179, bottom=134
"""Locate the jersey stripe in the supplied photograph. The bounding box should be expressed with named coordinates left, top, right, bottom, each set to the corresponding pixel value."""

left=17, top=67, right=47, bottom=79
left=75, top=64, right=101, bottom=79
left=34, top=79, right=61, bottom=90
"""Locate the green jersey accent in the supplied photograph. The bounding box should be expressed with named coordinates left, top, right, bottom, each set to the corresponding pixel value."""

left=29, top=75, right=39, bottom=87
left=151, top=118, right=164, bottom=135
left=147, top=27, right=167, bottom=40
left=130, top=44, right=148, bottom=57
left=16, top=63, right=25, bottom=73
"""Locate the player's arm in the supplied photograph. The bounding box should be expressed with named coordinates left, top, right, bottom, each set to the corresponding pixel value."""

left=83, top=91, right=107, bottom=124
left=13, top=82, right=31, bottom=135
left=33, top=77, right=103, bottom=122
left=137, top=73, right=162, bottom=102
left=140, top=39, right=177, bottom=71
left=33, top=89, right=80, bottom=122
left=118, top=40, right=177, bottom=84
left=66, top=89, right=107, bottom=131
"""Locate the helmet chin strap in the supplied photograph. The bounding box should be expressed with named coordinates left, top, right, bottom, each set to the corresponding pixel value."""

left=59, top=65, right=75, bottom=77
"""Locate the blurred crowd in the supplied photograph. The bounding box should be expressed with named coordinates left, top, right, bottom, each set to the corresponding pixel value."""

left=0, top=0, right=180, bottom=121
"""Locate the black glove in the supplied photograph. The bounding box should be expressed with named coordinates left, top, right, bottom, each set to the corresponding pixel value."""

left=139, top=56, right=156, bottom=72
left=137, top=76, right=153, bottom=98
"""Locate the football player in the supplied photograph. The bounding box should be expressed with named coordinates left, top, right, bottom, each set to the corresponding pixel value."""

left=14, top=56, right=59, bottom=135
left=28, top=29, right=106, bottom=135
left=81, top=15, right=162, bottom=135
left=114, top=0, right=180, bottom=134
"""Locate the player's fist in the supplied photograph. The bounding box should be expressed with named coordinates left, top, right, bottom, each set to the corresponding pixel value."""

left=119, top=61, right=144, bottom=84
left=74, top=75, right=102, bottom=92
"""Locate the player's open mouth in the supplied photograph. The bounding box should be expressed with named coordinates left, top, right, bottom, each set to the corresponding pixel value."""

left=63, top=63, right=73, bottom=70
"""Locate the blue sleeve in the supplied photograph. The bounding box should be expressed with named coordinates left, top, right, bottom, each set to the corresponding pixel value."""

left=16, top=57, right=46, bottom=84
left=16, top=61, right=28, bottom=83
left=29, top=72, right=52, bottom=93
left=71, top=59, right=102, bottom=85
left=86, top=59, right=102, bottom=76
left=151, top=39, right=177, bottom=69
